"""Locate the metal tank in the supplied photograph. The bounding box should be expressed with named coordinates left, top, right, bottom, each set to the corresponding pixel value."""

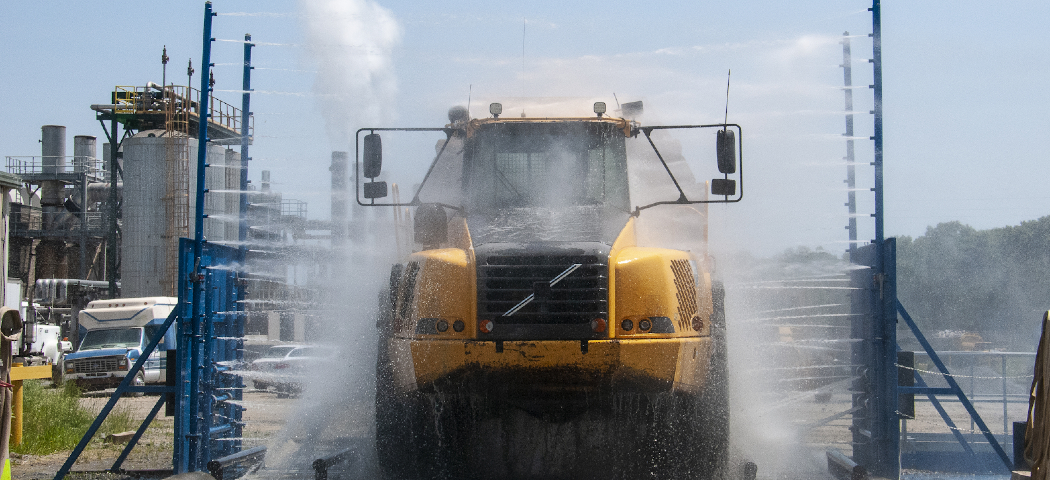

left=73, top=135, right=96, bottom=173
left=121, top=133, right=229, bottom=297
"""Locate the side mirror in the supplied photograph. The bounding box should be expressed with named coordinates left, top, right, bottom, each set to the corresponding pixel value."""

left=711, top=179, right=736, bottom=196
left=716, top=129, right=736, bottom=174
left=363, top=133, right=383, bottom=179
left=364, top=181, right=388, bottom=199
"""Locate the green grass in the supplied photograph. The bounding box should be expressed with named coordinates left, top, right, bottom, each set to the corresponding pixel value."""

left=13, top=380, right=139, bottom=456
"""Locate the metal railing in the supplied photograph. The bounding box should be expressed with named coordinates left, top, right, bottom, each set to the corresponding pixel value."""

left=5, top=155, right=109, bottom=181
left=281, top=199, right=307, bottom=220
left=114, top=85, right=252, bottom=136
left=909, top=350, right=1035, bottom=438
left=10, top=203, right=106, bottom=235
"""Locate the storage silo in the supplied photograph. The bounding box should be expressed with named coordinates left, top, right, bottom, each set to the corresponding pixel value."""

left=121, top=132, right=229, bottom=297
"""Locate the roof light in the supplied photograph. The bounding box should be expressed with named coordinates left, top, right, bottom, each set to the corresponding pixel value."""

left=593, top=102, right=607, bottom=118
left=489, top=103, right=502, bottom=119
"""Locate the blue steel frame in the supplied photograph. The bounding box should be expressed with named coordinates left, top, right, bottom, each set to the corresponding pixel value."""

left=847, top=1, right=898, bottom=476
left=897, top=302, right=1012, bottom=471
left=849, top=1, right=1012, bottom=474
left=174, top=238, right=246, bottom=472
left=173, top=2, right=249, bottom=473
left=56, top=3, right=251, bottom=477
left=849, top=240, right=898, bottom=478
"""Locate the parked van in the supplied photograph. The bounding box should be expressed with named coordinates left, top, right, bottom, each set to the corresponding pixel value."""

left=62, top=297, right=177, bottom=390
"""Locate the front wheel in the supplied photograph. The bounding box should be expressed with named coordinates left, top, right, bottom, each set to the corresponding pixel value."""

left=124, top=372, right=146, bottom=397
left=697, top=280, right=730, bottom=479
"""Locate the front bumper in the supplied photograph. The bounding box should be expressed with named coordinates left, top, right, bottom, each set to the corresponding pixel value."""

left=66, top=370, right=131, bottom=388
left=389, top=337, right=713, bottom=397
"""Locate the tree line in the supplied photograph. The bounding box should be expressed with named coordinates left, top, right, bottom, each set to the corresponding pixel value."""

left=896, top=216, right=1050, bottom=351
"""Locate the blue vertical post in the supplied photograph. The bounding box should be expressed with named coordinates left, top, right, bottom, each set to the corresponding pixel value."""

left=188, top=0, right=216, bottom=472
left=868, top=0, right=898, bottom=477
left=841, top=32, right=858, bottom=263
left=872, top=0, right=884, bottom=246
left=240, top=34, right=253, bottom=243
left=234, top=33, right=253, bottom=464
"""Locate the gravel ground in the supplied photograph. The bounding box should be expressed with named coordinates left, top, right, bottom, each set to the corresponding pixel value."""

left=11, top=381, right=1024, bottom=479
left=13, top=389, right=294, bottom=480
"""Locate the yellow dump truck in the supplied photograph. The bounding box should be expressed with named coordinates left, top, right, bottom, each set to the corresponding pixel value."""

left=361, top=101, right=742, bottom=479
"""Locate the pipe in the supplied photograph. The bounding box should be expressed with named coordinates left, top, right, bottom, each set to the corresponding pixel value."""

left=207, top=445, right=266, bottom=480
left=313, top=448, right=356, bottom=480
left=827, top=449, right=867, bottom=480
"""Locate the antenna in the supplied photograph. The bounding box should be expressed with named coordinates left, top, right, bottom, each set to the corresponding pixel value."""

left=522, top=18, right=526, bottom=114
left=723, top=69, right=731, bottom=130
left=467, top=84, right=472, bottom=116
left=613, top=93, right=621, bottom=111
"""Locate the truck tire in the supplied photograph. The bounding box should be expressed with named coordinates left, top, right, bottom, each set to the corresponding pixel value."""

left=697, top=280, right=730, bottom=479
left=375, top=339, right=429, bottom=479
left=374, top=279, right=426, bottom=479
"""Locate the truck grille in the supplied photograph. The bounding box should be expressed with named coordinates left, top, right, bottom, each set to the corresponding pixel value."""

left=478, top=251, right=608, bottom=326
left=73, top=356, right=122, bottom=374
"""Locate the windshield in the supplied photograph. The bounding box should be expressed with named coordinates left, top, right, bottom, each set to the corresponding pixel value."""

left=79, top=328, right=143, bottom=350
left=464, top=122, right=629, bottom=212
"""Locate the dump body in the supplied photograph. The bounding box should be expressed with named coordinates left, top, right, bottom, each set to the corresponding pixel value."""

left=370, top=112, right=736, bottom=478
left=63, top=297, right=177, bottom=388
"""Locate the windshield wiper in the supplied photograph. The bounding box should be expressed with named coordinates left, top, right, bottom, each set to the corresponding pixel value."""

left=502, top=264, right=582, bottom=317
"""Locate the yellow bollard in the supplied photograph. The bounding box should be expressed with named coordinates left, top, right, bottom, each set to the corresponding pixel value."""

left=11, top=360, right=21, bottom=447
left=8, top=362, right=53, bottom=448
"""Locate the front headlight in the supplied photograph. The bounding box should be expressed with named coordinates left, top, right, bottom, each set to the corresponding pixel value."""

left=64, top=361, right=74, bottom=374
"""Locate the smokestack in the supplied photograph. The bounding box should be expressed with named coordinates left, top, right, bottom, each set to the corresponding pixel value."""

left=38, top=125, right=71, bottom=280
left=73, top=135, right=96, bottom=173
left=330, top=151, right=348, bottom=246
left=41, top=125, right=66, bottom=206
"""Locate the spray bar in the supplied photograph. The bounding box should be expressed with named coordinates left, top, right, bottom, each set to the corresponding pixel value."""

left=502, top=264, right=582, bottom=317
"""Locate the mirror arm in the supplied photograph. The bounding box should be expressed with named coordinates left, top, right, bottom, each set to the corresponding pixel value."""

left=410, top=128, right=458, bottom=205
left=642, top=128, right=691, bottom=204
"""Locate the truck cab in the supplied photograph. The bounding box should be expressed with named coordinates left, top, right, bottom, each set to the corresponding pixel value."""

left=62, top=297, right=177, bottom=389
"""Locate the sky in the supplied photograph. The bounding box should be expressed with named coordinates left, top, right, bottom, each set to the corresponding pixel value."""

left=0, top=1, right=1047, bottom=256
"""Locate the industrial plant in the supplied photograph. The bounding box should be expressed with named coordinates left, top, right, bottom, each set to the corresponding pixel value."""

left=6, top=81, right=342, bottom=353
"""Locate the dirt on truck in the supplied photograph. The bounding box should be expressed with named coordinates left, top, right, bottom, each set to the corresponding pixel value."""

left=363, top=101, right=742, bottom=479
